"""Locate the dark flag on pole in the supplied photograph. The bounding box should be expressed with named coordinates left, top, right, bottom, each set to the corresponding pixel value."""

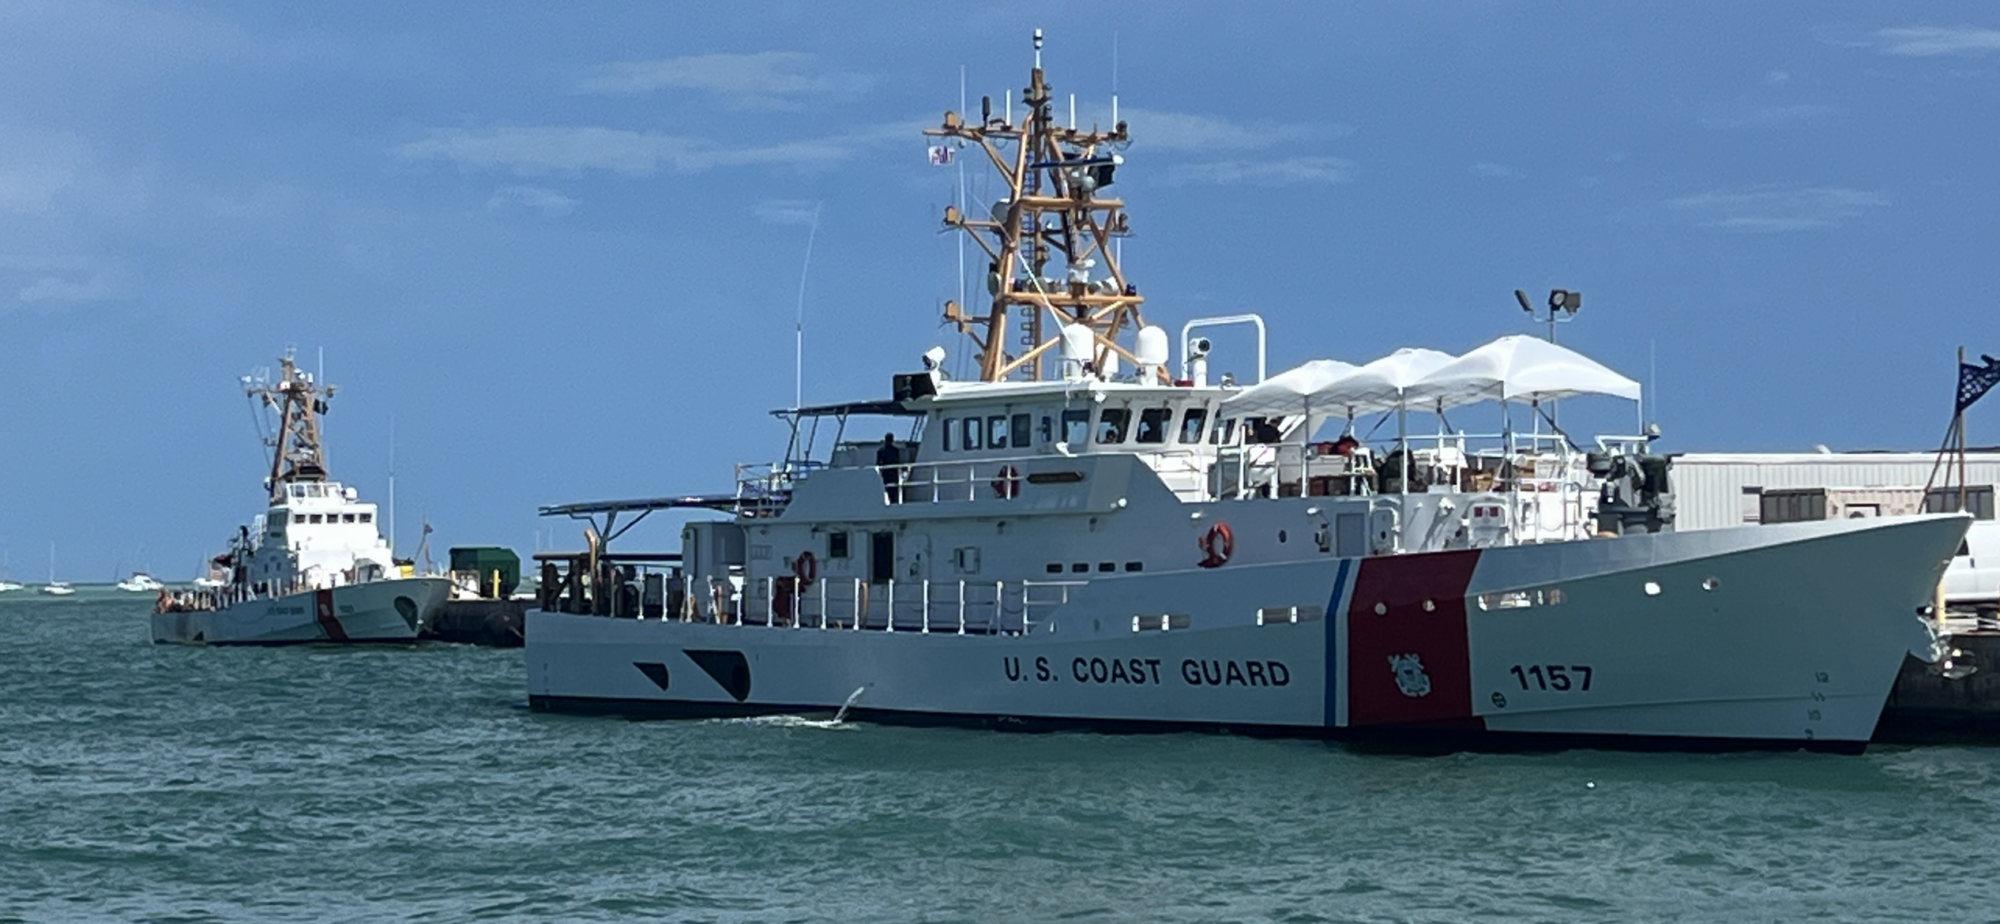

left=1959, top=353, right=2000, bottom=412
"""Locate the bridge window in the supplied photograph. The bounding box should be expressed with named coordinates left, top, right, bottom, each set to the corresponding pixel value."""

left=342, top=513, right=356, bottom=523
left=1011, top=413, right=1032, bottom=448
left=942, top=419, right=953, bottom=451
left=1096, top=408, right=1130, bottom=444
left=987, top=415, right=1008, bottom=449
left=359, top=512, right=373, bottom=523
left=1210, top=417, right=1238, bottom=445
left=829, top=531, right=850, bottom=559
left=1061, top=409, right=1089, bottom=445
left=1179, top=408, right=1209, bottom=444
left=960, top=417, right=982, bottom=451
left=1136, top=407, right=1172, bottom=444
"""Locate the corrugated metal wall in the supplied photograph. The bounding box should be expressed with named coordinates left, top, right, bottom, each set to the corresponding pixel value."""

left=1669, top=453, right=2000, bottom=530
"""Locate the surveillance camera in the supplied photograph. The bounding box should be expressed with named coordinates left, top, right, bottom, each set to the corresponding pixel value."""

left=1188, top=337, right=1211, bottom=358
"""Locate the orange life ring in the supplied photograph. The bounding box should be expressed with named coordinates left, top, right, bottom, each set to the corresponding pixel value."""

left=792, top=550, right=818, bottom=585
left=990, top=464, right=1022, bottom=499
left=1198, top=521, right=1234, bottom=568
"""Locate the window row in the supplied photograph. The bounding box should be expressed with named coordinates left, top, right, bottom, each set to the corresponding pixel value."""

left=938, top=406, right=1290, bottom=452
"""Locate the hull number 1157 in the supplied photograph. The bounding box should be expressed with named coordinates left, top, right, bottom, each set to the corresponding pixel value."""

left=1510, top=664, right=1593, bottom=692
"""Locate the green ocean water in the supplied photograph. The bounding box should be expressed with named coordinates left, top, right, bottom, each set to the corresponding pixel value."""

left=3, top=592, right=1999, bottom=923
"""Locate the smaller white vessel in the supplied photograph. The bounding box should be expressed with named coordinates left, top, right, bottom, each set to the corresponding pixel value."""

left=116, top=572, right=166, bottom=593
left=0, top=549, right=22, bottom=591
left=38, top=543, right=72, bottom=595
left=152, top=349, right=449, bottom=645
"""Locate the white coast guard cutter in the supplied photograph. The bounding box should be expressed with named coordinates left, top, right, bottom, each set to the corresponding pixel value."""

left=523, top=35, right=1967, bottom=749
left=151, top=350, right=449, bottom=645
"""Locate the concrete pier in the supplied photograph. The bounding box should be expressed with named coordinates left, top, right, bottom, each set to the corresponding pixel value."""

left=421, top=599, right=526, bottom=647
left=1876, top=631, right=2000, bottom=741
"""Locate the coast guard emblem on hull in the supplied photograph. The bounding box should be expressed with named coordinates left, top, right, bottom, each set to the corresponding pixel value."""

left=1388, top=653, right=1432, bottom=698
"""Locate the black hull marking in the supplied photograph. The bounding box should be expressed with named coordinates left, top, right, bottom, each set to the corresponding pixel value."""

left=524, top=695, right=1865, bottom=754
left=152, top=637, right=423, bottom=647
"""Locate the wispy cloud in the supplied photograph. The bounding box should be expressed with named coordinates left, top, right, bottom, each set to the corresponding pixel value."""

left=1877, top=26, right=2000, bottom=56
left=486, top=184, right=576, bottom=217
left=399, top=123, right=911, bottom=177
left=577, top=51, right=876, bottom=110
left=1117, top=106, right=1340, bottom=152
left=0, top=127, right=87, bottom=215
left=753, top=199, right=820, bottom=226
left=17, top=272, right=118, bottom=304
left=1701, top=104, right=1839, bottom=130
left=1164, top=157, right=1354, bottom=187
left=1667, top=185, right=1888, bottom=232
left=1470, top=162, right=1521, bottom=179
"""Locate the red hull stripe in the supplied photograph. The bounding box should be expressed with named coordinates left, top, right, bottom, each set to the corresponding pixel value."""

left=1345, top=549, right=1481, bottom=729
left=314, top=588, right=349, bottom=641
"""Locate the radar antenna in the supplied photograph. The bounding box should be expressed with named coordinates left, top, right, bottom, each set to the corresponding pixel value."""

left=927, top=30, right=1148, bottom=381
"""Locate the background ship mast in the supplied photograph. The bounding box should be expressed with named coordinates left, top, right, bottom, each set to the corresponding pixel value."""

left=927, top=30, right=1148, bottom=382
left=246, top=349, right=335, bottom=504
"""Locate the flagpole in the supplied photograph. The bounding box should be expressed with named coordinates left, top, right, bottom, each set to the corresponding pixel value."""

left=1958, top=346, right=1970, bottom=513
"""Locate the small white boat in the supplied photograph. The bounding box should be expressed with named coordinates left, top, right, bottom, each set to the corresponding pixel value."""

left=38, top=543, right=71, bottom=595
left=0, top=580, right=23, bottom=593
left=116, top=572, right=166, bottom=593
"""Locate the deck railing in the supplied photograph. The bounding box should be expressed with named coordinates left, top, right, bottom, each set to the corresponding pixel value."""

left=550, top=573, right=1085, bottom=635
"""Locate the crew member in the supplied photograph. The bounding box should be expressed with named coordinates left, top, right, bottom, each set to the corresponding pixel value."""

left=876, top=433, right=903, bottom=503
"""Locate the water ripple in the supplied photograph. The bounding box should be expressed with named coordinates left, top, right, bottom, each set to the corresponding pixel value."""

left=3, top=597, right=1998, bottom=922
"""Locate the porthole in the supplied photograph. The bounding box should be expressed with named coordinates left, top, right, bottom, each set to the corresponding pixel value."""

left=1643, top=581, right=1662, bottom=596
left=1701, top=577, right=1719, bottom=592
left=1373, top=602, right=1387, bottom=615
left=1278, top=529, right=1288, bottom=543
left=1422, top=599, right=1436, bottom=612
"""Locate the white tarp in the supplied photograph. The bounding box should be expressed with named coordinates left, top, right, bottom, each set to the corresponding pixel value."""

left=1406, top=334, right=1640, bottom=407
left=1319, top=348, right=1458, bottom=413
left=1219, top=358, right=1356, bottom=417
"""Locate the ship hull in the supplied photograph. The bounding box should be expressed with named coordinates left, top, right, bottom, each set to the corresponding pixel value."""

left=151, top=578, right=451, bottom=645
left=526, top=516, right=1965, bottom=749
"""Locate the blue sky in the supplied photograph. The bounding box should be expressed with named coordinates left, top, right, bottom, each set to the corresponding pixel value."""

left=2, top=2, right=1998, bottom=579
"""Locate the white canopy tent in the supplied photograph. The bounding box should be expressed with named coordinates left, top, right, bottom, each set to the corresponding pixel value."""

left=1406, top=334, right=1640, bottom=408
left=1217, top=359, right=1356, bottom=419
left=1323, top=348, right=1460, bottom=414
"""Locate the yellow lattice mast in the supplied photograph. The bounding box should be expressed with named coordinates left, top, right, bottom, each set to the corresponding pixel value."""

left=927, top=30, right=1149, bottom=382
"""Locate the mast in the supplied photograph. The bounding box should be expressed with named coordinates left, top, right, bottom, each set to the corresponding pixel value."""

left=248, top=348, right=336, bottom=504
left=926, top=29, right=1147, bottom=382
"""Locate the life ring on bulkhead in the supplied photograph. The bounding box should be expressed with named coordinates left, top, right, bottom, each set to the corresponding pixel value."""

left=1198, top=521, right=1234, bottom=568
left=990, top=464, right=1023, bottom=500
left=791, top=550, right=818, bottom=586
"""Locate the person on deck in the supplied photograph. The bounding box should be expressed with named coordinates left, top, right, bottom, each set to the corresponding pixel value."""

left=876, top=433, right=903, bottom=503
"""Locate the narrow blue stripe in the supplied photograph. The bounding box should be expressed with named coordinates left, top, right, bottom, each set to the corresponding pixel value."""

left=1324, top=557, right=1352, bottom=729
